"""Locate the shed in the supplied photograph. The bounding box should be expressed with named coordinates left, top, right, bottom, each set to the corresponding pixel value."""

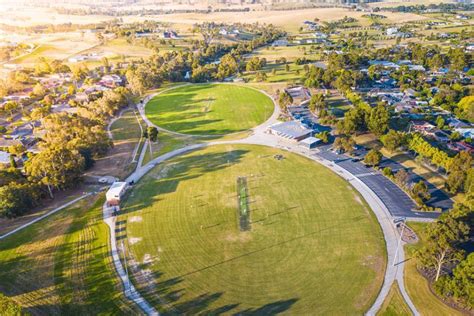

left=299, top=137, right=321, bottom=149
left=106, top=182, right=128, bottom=206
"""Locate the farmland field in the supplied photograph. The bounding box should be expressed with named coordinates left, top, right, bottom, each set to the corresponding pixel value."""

left=145, top=84, right=274, bottom=135
left=119, top=144, right=386, bottom=314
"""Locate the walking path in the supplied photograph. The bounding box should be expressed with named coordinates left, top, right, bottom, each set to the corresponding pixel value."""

left=102, top=202, right=159, bottom=315
left=0, top=193, right=92, bottom=240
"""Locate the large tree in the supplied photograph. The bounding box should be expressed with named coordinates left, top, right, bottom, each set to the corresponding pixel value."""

left=308, top=93, right=326, bottom=115
left=368, top=104, right=390, bottom=136
left=417, top=208, right=470, bottom=281
left=25, top=147, right=85, bottom=198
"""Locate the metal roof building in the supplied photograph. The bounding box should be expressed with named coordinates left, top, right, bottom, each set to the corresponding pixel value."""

left=267, top=121, right=312, bottom=141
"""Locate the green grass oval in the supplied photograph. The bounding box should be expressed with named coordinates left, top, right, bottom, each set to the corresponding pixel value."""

left=145, top=84, right=274, bottom=135
left=121, top=144, right=386, bottom=314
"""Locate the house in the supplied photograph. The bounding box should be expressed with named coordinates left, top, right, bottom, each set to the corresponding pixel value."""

left=449, top=141, right=474, bottom=154
left=99, top=74, right=123, bottom=88
left=449, top=118, right=471, bottom=129
left=267, top=121, right=312, bottom=141
left=410, top=121, right=436, bottom=134
left=433, top=130, right=450, bottom=143
left=285, top=86, right=311, bottom=101
left=0, top=150, right=11, bottom=167
left=51, top=103, right=78, bottom=114
left=106, top=182, right=128, bottom=206
left=0, top=137, right=22, bottom=149
left=272, top=39, right=289, bottom=47
left=386, top=27, right=398, bottom=36
left=454, top=128, right=474, bottom=139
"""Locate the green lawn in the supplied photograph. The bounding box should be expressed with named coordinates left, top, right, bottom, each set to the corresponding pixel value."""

left=0, top=195, right=137, bottom=314
left=404, top=222, right=464, bottom=316
left=120, top=144, right=386, bottom=314
left=377, top=282, right=411, bottom=316
left=145, top=84, right=274, bottom=135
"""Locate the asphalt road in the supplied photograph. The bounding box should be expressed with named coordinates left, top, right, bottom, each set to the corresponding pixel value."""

left=316, top=145, right=446, bottom=220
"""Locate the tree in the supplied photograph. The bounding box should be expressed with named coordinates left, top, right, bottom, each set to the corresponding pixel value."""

left=380, top=130, right=407, bottom=152
left=395, top=169, right=409, bottom=188
left=446, top=151, right=473, bottom=194
left=147, top=126, right=159, bottom=142
left=434, top=252, right=474, bottom=307
left=364, top=149, right=382, bottom=167
left=368, top=104, right=390, bottom=136
left=382, top=167, right=393, bottom=177
left=278, top=91, right=293, bottom=112
left=0, top=182, right=37, bottom=218
left=316, top=131, right=330, bottom=143
left=308, top=93, right=326, bottom=115
left=333, top=136, right=355, bottom=154
left=216, top=54, right=238, bottom=81
left=9, top=155, right=16, bottom=169
left=417, top=208, right=470, bottom=281
left=25, top=147, right=85, bottom=198
left=412, top=180, right=431, bottom=203
left=342, top=106, right=367, bottom=134
left=32, top=82, right=46, bottom=97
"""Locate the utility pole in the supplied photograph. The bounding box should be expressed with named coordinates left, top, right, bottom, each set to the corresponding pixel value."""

left=393, top=217, right=406, bottom=266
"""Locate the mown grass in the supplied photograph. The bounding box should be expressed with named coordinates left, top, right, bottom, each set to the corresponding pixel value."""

left=145, top=84, right=274, bottom=135
left=0, top=195, right=137, bottom=314
left=377, top=282, right=411, bottom=316
left=404, top=222, right=464, bottom=316
left=120, top=144, right=386, bottom=314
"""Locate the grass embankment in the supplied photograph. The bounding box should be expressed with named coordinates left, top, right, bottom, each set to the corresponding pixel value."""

left=145, top=83, right=274, bottom=136
left=404, top=222, right=465, bottom=316
left=96, top=109, right=143, bottom=179
left=0, top=195, right=137, bottom=314
left=377, top=282, right=412, bottom=316
left=120, top=144, right=386, bottom=314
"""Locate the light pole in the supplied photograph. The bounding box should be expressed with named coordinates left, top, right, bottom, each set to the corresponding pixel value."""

left=393, top=217, right=406, bottom=267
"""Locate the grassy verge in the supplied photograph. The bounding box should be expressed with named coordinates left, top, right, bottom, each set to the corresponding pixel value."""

left=0, top=195, right=137, bottom=314
left=376, top=282, right=411, bottom=316
left=404, top=222, right=464, bottom=316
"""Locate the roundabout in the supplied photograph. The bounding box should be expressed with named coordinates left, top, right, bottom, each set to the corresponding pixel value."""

left=144, top=84, right=275, bottom=136
left=119, top=144, right=386, bottom=314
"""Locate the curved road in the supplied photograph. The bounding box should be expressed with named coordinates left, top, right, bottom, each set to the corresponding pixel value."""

left=112, top=89, right=421, bottom=315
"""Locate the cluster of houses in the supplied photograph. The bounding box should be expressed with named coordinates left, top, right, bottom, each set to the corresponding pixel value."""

left=362, top=57, right=473, bottom=154
left=0, top=71, right=125, bottom=167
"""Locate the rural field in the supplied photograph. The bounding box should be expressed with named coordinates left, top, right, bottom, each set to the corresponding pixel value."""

left=119, top=144, right=386, bottom=314
left=145, top=84, right=275, bottom=135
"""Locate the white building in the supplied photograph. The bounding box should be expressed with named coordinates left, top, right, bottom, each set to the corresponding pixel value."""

left=106, top=182, right=128, bottom=206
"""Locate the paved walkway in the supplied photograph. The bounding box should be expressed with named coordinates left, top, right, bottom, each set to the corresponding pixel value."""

left=0, top=193, right=93, bottom=240
left=102, top=202, right=159, bottom=315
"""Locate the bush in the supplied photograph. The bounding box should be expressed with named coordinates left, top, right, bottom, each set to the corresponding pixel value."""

left=382, top=167, right=393, bottom=177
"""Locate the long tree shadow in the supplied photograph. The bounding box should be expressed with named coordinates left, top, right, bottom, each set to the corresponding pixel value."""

left=235, top=299, right=298, bottom=315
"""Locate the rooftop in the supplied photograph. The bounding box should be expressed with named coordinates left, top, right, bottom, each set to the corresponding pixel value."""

left=269, top=121, right=312, bottom=139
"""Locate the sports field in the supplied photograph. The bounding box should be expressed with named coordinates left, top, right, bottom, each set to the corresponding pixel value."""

left=120, top=144, right=386, bottom=314
left=145, top=84, right=274, bottom=135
